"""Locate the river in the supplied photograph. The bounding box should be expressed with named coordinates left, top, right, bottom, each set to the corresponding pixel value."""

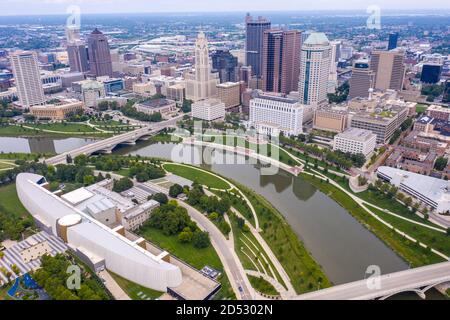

left=1, top=137, right=445, bottom=299
left=0, top=136, right=97, bottom=154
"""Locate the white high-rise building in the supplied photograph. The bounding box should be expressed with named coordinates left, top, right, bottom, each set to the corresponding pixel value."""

left=249, top=92, right=304, bottom=136
left=328, top=40, right=340, bottom=93
left=298, top=33, right=331, bottom=106
left=185, top=32, right=219, bottom=102
left=10, top=51, right=45, bottom=108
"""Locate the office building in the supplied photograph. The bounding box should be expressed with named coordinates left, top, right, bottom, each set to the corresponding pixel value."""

left=298, top=33, right=332, bottom=106
left=134, top=99, right=177, bottom=116
left=370, top=50, right=405, bottom=91
left=313, top=106, right=348, bottom=133
left=427, top=105, right=450, bottom=122
left=377, top=166, right=450, bottom=213
left=421, top=63, right=442, bottom=84
left=185, top=32, right=219, bottom=102
left=191, top=98, right=225, bottom=121
left=349, top=59, right=376, bottom=99
left=249, top=91, right=304, bottom=136
left=67, top=41, right=89, bottom=73
left=239, top=66, right=252, bottom=87
left=10, top=51, right=45, bottom=108
left=333, top=128, right=376, bottom=157
left=350, top=106, right=408, bottom=144
left=217, top=82, right=241, bottom=109
left=388, top=32, right=399, bottom=51
left=30, top=99, right=84, bottom=120
left=211, top=50, right=238, bottom=83
left=262, top=29, right=301, bottom=94
left=73, top=80, right=106, bottom=108
left=245, top=14, right=271, bottom=78
left=328, top=40, right=341, bottom=93
left=87, top=28, right=113, bottom=77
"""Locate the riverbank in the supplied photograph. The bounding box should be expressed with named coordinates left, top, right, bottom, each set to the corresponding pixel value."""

left=301, top=172, right=446, bottom=267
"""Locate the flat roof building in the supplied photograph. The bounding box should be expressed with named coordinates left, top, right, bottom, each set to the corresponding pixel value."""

left=192, top=98, right=225, bottom=121
left=377, top=166, right=450, bottom=213
left=333, top=128, right=376, bottom=157
left=313, top=106, right=348, bottom=133
left=217, top=82, right=241, bottom=109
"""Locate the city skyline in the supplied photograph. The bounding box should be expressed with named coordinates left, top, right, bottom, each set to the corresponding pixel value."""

left=1, top=0, right=450, bottom=16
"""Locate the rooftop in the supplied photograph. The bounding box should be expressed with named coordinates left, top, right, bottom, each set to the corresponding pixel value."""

left=336, top=128, right=376, bottom=142
left=304, top=32, right=330, bottom=46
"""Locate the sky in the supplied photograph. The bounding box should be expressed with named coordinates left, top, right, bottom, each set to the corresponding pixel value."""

left=0, top=0, right=449, bottom=16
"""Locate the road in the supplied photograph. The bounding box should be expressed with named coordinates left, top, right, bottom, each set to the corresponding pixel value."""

left=295, top=261, right=450, bottom=300
left=177, top=201, right=254, bottom=300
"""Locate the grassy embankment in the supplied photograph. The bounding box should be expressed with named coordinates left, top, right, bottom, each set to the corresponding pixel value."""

left=301, top=173, right=445, bottom=267
left=137, top=226, right=235, bottom=300
left=108, top=271, right=164, bottom=300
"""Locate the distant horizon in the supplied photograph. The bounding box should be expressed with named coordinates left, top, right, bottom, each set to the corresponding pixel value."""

left=1, top=8, right=450, bottom=18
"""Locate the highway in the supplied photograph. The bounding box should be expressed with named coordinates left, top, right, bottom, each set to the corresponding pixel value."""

left=295, top=261, right=450, bottom=300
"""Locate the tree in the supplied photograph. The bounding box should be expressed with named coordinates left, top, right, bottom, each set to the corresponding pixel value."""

left=83, top=175, right=95, bottom=186
left=404, top=197, right=413, bottom=207
left=181, top=99, right=193, bottom=113
left=74, top=154, right=88, bottom=166
left=169, top=184, right=183, bottom=198
left=178, top=227, right=193, bottom=243
left=192, top=231, right=210, bottom=248
left=434, top=156, right=448, bottom=171
left=112, top=177, right=133, bottom=193
left=152, top=193, right=168, bottom=204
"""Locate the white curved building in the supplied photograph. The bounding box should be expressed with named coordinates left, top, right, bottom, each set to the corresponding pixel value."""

left=16, top=173, right=183, bottom=292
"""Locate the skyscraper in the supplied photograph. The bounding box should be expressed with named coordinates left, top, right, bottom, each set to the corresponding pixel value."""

left=370, top=50, right=405, bottom=92
left=185, top=32, right=219, bottom=102
left=67, top=41, right=90, bottom=73
left=328, top=40, right=341, bottom=93
left=87, top=28, right=113, bottom=77
left=420, top=63, right=442, bottom=84
left=298, top=33, right=332, bottom=106
left=211, top=50, right=238, bottom=83
left=10, top=51, right=45, bottom=108
left=388, top=32, right=399, bottom=51
left=262, top=29, right=301, bottom=94
left=349, top=59, right=376, bottom=99
left=245, top=14, right=271, bottom=78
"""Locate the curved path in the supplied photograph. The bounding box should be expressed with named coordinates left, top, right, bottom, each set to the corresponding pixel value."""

left=305, top=168, right=449, bottom=261
left=162, top=162, right=260, bottom=230
left=176, top=200, right=255, bottom=300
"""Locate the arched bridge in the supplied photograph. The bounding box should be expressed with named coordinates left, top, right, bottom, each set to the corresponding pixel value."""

left=45, top=116, right=182, bottom=165
left=295, top=261, right=450, bottom=300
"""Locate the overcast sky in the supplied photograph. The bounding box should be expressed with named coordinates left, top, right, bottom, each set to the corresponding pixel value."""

left=1, top=0, right=449, bottom=16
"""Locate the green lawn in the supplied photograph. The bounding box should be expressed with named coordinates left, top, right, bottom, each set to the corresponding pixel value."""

left=0, top=125, right=41, bottom=136
left=234, top=181, right=332, bottom=294
left=0, top=152, right=54, bottom=161
left=163, top=163, right=230, bottom=190
left=0, top=183, right=29, bottom=219
left=228, top=213, right=285, bottom=289
left=247, top=275, right=279, bottom=296
left=0, top=285, right=12, bottom=301
left=416, top=104, right=428, bottom=114
left=366, top=204, right=450, bottom=257
left=26, top=123, right=98, bottom=133
left=108, top=271, right=164, bottom=300
left=321, top=170, right=442, bottom=228
left=302, top=173, right=444, bottom=267
left=137, top=226, right=235, bottom=300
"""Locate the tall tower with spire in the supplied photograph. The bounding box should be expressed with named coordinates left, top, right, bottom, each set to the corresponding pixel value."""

left=185, top=32, right=219, bottom=102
